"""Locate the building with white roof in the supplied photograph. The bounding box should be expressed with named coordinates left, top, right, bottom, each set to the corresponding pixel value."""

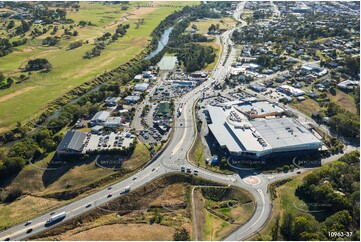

left=134, top=83, right=150, bottom=92
left=90, top=111, right=111, bottom=126
left=337, top=80, right=359, bottom=90
left=104, top=117, right=122, bottom=128
left=207, top=100, right=322, bottom=159
left=277, top=85, right=305, bottom=97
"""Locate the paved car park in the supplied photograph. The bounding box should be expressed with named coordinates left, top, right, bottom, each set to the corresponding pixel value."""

left=84, top=131, right=135, bottom=152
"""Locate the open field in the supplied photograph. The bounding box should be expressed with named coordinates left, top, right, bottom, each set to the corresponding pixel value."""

left=29, top=174, right=204, bottom=241
left=0, top=195, right=62, bottom=231
left=327, top=89, right=357, bottom=114
left=291, top=98, right=321, bottom=116
left=187, top=17, right=236, bottom=34
left=0, top=141, right=150, bottom=230
left=291, top=88, right=357, bottom=117
left=63, top=224, right=176, bottom=241
left=195, top=187, right=255, bottom=241
left=0, top=1, right=199, bottom=132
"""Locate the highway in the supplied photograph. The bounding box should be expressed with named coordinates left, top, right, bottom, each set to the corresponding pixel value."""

left=0, top=2, right=358, bottom=241
left=0, top=19, right=239, bottom=242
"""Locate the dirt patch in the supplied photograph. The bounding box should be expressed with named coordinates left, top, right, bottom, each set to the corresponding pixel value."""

left=150, top=183, right=186, bottom=207
left=126, top=7, right=158, bottom=19
left=22, top=47, right=35, bottom=53
left=130, top=36, right=150, bottom=47
left=29, top=174, right=221, bottom=241
left=327, top=90, right=357, bottom=114
left=194, top=189, right=205, bottom=240
left=0, top=86, right=36, bottom=104
left=63, top=223, right=175, bottom=241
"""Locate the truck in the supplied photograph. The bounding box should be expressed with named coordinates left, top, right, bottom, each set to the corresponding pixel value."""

left=122, top=186, right=131, bottom=194
left=45, top=212, right=66, bottom=225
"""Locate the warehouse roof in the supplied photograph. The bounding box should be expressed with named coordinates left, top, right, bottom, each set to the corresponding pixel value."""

left=57, top=130, right=86, bottom=152
left=91, top=111, right=111, bottom=122
left=207, top=100, right=322, bottom=156
left=134, top=82, right=149, bottom=91
left=252, top=118, right=322, bottom=149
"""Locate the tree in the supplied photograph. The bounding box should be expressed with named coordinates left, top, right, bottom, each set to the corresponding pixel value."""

left=0, top=72, right=5, bottom=83
left=36, top=128, right=52, bottom=143
left=208, top=23, right=216, bottom=32
left=293, top=216, right=314, bottom=238
left=323, top=210, right=352, bottom=232
left=271, top=215, right=280, bottom=240
left=40, top=138, right=56, bottom=152
left=6, top=20, right=15, bottom=30
left=25, top=58, right=52, bottom=72
left=173, top=228, right=190, bottom=241
left=280, top=213, right=293, bottom=240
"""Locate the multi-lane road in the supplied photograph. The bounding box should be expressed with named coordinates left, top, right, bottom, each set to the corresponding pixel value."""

left=0, top=2, right=358, bottom=241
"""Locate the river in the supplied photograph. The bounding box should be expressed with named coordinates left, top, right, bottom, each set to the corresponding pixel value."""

left=47, top=26, right=174, bottom=121
left=144, top=26, right=174, bottom=60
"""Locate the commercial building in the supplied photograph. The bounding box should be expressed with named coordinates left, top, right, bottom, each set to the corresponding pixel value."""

left=134, top=83, right=150, bottom=92
left=104, top=117, right=123, bottom=128
left=207, top=100, right=322, bottom=159
left=56, top=130, right=86, bottom=157
left=249, top=83, right=267, bottom=92
left=337, top=80, right=359, bottom=90
left=171, top=80, right=196, bottom=87
left=90, top=111, right=111, bottom=126
left=277, top=85, right=305, bottom=96
left=134, top=74, right=143, bottom=82
left=124, top=95, right=140, bottom=104
left=105, top=97, right=121, bottom=106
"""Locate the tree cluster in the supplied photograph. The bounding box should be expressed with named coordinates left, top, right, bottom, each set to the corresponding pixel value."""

left=326, top=102, right=359, bottom=142
left=42, top=36, right=60, bottom=46
left=175, top=43, right=215, bottom=72
left=25, top=58, right=52, bottom=72
left=273, top=151, right=360, bottom=241
left=67, top=40, right=83, bottom=50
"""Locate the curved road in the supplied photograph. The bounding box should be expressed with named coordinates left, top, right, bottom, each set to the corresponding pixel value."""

left=0, top=2, right=358, bottom=241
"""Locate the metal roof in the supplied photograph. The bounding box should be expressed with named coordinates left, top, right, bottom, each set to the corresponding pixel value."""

left=207, top=101, right=322, bottom=156
left=252, top=118, right=322, bottom=149
left=57, top=130, right=86, bottom=152
left=91, top=111, right=110, bottom=122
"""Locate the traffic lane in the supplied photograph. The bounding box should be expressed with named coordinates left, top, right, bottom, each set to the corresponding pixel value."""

left=0, top=27, right=233, bottom=238
left=2, top=160, right=165, bottom=241
left=223, top=188, right=270, bottom=241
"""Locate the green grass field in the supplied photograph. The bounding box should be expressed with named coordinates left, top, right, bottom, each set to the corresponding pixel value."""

left=0, top=1, right=199, bottom=132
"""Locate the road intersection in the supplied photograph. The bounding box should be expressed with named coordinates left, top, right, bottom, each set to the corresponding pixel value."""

left=0, top=2, right=358, bottom=241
